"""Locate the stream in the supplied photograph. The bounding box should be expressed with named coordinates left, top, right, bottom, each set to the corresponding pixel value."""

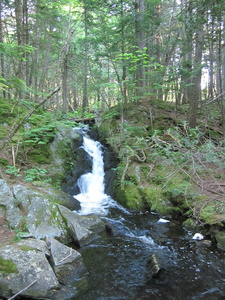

left=69, top=129, right=225, bottom=300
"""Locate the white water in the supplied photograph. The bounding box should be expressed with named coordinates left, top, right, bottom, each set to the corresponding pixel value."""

left=74, top=135, right=116, bottom=215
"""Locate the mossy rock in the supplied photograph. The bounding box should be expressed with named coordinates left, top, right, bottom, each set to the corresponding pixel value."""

left=142, top=186, right=181, bottom=216
left=199, top=203, right=225, bottom=225
left=0, top=257, right=19, bottom=274
left=215, top=231, right=225, bottom=251
left=115, top=184, right=145, bottom=210
left=182, top=218, right=203, bottom=232
left=19, top=245, right=36, bottom=252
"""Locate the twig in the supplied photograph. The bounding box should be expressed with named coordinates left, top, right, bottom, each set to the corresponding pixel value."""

left=181, top=168, right=225, bottom=202
left=12, top=146, right=15, bottom=167
left=7, top=280, right=37, bottom=300
left=121, top=156, right=131, bottom=190
left=55, top=248, right=73, bottom=266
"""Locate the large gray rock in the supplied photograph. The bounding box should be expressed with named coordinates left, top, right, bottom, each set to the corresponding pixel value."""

left=57, top=205, right=106, bottom=247
left=17, top=238, right=50, bottom=257
left=57, top=205, right=95, bottom=247
left=13, top=184, right=31, bottom=213
left=27, top=194, right=71, bottom=244
left=0, top=244, right=59, bottom=299
left=0, top=179, right=23, bottom=228
left=50, top=125, right=81, bottom=175
left=47, top=237, right=86, bottom=285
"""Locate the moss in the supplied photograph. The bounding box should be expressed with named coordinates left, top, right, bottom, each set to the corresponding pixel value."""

left=115, top=184, right=145, bottom=210
left=19, top=245, right=36, bottom=252
left=0, top=257, right=19, bottom=274
left=199, top=203, right=225, bottom=225
left=182, top=218, right=202, bottom=232
left=215, top=232, right=225, bottom=251
left=49, top=204, right=64, bottom=228
left=142, top=186, right=179, bottom=215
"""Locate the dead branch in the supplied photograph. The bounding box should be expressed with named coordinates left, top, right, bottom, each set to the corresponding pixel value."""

left=74, top=116, right=95, bottom=123
left=55, top=248, right=73, bottom=266
left=7, top=280, right=37, bottom=300
left=0, top=86, right=60, bottom=152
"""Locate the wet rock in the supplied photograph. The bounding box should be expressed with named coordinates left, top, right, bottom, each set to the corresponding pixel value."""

left=47, top=237, right=86, bottom=285
left=200, top=240, right=212, bottom=248
left=146, top=253, right=162, bottom=279
left=0, top=244, right=59, bottom=299
left=57, top=205, right=97, bottom=247
left=182, top=218, right=203, bottom=232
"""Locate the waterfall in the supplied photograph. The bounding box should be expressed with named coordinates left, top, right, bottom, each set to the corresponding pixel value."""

left=74, top=134, right=115, bottom=215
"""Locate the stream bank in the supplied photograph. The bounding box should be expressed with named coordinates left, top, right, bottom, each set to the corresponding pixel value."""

left=97, top=101, right=225, bottom=250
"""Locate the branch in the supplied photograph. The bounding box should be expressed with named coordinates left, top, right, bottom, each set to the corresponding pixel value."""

left=74, top=116, right=95, bottom=123
left=0, top=87, right=60, bottom=151
left=55, top=247, right=73, bottom=266
left=7, top=280, right=37, bottom=300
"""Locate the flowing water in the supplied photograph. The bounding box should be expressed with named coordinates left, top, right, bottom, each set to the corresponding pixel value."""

left=72, top=131, right=225, bottom=300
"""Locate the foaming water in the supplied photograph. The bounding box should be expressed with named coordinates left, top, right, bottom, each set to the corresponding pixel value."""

left=74, top=135, right=120, bottom=215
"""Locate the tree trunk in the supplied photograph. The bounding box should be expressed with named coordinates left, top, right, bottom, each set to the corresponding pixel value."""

left=134, top=0, right=145, bottom=99
left=14, top=0, right=26, bottom=82
left=0, top=0, right=6, bottom=98
left=82, top=3, right=89, bottom=111
left=188, top=15, right=203, bottom=127
left=120, top=0, right=128, bottom=103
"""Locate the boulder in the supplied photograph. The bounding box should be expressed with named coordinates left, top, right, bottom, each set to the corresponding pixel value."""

left=0, top=244, right=59, bottom=299
left=0, top=179, right=23, bottom=228
left=57, top=205, right=96, bottom=247
left=49, top=124, right=80, bottom=176
left=17, top=238, right=50, bottom=257
left=47, top=237, right=86, bottom=285
left=59, top=205, right=106, bottom=232
left=27, top=194, right=71, bottom=244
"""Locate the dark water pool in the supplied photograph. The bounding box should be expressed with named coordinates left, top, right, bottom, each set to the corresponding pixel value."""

left=72, top=209, right=225, bottom=300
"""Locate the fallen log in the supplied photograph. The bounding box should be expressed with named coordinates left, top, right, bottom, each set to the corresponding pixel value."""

left=74, top=117, right=95, bottom=123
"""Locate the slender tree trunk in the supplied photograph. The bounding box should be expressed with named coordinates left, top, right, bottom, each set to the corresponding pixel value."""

left=120, top=0, right=128, bottom=103
left=82, top=2, right=89, bottom=111
left=179, top=0, right=193, bottom=105
left=134, top=0, right=145, bottom=100
left=14, top=0, right=25, bottom=82
left=0, top=0, right=6, bottom=98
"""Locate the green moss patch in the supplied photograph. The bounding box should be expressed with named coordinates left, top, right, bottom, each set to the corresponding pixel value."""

left=0, top=257, right=19, bottom=274
left=199, top=203, right=225, bottom=225
left=19, top=245, right=36, bottom=252
left=215, top=232, right=225, bottom=250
